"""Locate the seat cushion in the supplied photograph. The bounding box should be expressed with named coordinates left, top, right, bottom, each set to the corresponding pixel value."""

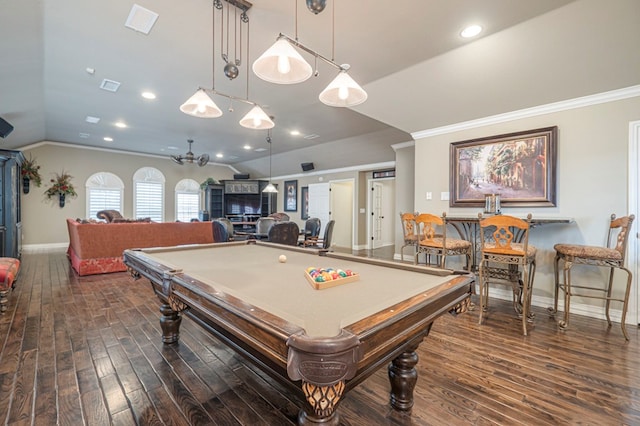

left=420, top=237, right=471, bottom=250
left=554, top=243, right=622, bottom=261
left=0, top=257, right=20, bottom=290
left=483, top=242, right=537, bottom=258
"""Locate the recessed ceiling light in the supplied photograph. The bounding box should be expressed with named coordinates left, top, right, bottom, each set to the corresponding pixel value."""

left=243, top=145, right=251, bottom=150
left=141, top=91, right=156, bottom=100
left=115, top=121, right=127, bottom=128
left=216, top=153, right=223, bottom=158
left=290, top=130, right=301, bottom=136
left=167, top=146, right=179, bottom=150
left=85, top=116, right=100, bottom=124
left=104, top=137, right=113, bottom=142
left=461, top=25, right=482, bottom=38
left=254, top=148, right=267, bottom=152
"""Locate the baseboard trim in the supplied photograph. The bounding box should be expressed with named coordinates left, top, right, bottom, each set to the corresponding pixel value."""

left=23, top=243, right=69, bottom=252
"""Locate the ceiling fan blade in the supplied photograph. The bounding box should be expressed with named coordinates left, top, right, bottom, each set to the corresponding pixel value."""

left=171, top=155, right=184, bottom=165
left=198, top=154, right=210, bottom=167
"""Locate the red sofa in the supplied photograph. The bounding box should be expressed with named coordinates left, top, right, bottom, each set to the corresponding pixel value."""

left=66, top=218, right=215, bottom=276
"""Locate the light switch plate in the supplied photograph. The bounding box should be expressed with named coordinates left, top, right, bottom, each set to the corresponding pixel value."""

left=426, top=192, right=432, bottom=200
left=441, top=191, right=450, bottom=201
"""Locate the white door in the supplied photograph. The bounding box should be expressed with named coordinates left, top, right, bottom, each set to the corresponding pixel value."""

left=308, top=182, right=330, bottom=237
left=370, top=182, right=384, bottom=249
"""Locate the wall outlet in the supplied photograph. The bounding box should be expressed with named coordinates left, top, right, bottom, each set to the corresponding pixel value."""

left=359, top=208, right=365, bottom=214
left=441, top=191, right=450, bottom=201
left=425, top=191, right=432, bottom=200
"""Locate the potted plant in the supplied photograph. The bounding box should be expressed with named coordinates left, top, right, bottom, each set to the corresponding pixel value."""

left=45, top=171, right=77, bottom=207
left=21, top=155, right=42, bottom=194
left=200, top=177, right=219, bottom=189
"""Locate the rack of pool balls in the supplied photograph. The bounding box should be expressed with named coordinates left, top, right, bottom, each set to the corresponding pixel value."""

left=304, top=267, right=359, bottom=290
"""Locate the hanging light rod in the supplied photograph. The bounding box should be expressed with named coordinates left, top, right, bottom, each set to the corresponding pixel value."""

left=180, top=0, right=274, bottom=130
left=253, top=33, right=368, bottom=107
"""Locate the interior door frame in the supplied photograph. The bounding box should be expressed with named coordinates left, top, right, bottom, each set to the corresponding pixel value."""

left=628, top=119, right=640, bottom=324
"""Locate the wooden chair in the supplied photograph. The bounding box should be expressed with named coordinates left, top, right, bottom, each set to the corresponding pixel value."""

left=552, top=214, right=635, bottom=340
left=399, top=212, right=419, bottom=260
left=414, top=212, right=471, bottom=270
left=478, top=213, right=536, bottom=336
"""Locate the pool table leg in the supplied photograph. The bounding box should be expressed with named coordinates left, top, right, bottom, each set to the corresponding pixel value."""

left=388, top=330, right=430, bottom=411
left=298, top=381, right=343, bottom=425
left=159, top=302, right=182, bottom=344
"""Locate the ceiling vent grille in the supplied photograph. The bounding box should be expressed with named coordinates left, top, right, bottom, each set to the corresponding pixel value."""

left=125, top=4, right=159, bottom=35
left=100, top=79, right=121, bottom=92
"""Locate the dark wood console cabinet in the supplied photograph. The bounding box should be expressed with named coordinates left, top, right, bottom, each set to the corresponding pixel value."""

left=1, top=150, right=24, bottom=258
left=202, top=180, right=276, bottom=227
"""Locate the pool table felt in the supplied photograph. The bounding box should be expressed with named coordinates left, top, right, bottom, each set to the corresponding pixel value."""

left=141, top=243, right=458, bottom=337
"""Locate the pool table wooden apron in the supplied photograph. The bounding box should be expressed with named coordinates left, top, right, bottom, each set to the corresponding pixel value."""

left=124, top=241, right=474, bottom=425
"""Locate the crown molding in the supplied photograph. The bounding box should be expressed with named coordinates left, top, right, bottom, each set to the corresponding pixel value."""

left=273, top=161, right=396, bottom=181
left=18, top=141, right=241, bottom=173
left=412, top=84, right=640, bottom=140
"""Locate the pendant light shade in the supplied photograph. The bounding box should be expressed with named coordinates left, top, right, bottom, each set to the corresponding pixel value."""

left=252, top=38, right=313, bottom=84
left=319, top=70, right=368, bottom=107
left=180, top=89, right=223, bottom=118
left=262, top=183, right=278, bottom=193
left=239, top=105, right=275, bottom=129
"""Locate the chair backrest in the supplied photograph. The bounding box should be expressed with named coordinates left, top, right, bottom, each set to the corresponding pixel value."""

left=400, top=212, right=417, bottom=241
left=268, top=212, right=290, bottom=222
left=255, top=217, right=276, bottom=234
left=479, top=213, right=531, bottom=256
left=268, top=221, right=300, bottom=245
left=304, top=217, right=321, bottom=238
left=415, top=213, right=446, bottom=243
left=322, top=220, right=335, bottom=249
left=607, top=214, right=635, bottom=262
left=212, top=220, right=229, bottom=242
left=215, top=217, right=235, bottom=237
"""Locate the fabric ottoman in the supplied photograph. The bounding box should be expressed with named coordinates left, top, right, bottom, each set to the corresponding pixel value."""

left=0, top=257, right=20, bottom=313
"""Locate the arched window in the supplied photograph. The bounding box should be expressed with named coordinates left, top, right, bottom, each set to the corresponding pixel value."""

left=133, top=167, right=165, bottom=222
left=85, top=172, right=124, bottom=220
left=175, top=179, right=200, bottom=222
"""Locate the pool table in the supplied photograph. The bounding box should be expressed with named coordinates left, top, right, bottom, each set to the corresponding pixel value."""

left=123, top=240, right=474, bottom=425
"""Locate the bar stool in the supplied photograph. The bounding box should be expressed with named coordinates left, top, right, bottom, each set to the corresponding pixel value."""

left=478, top=213, right=536, bottom=335
left=414, top=212, right=471, bottom=270
left=399, top=212, right=419, bottom=260
left=552, top=214, right=635, bottom=340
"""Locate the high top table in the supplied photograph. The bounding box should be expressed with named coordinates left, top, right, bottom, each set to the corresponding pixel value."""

left=445, top=215, right=574, bottom=272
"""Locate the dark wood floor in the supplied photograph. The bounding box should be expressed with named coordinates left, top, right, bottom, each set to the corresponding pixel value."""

left=1, top=248, right=639, bottom=425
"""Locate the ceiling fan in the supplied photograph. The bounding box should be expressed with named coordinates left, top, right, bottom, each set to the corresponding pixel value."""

left=170, top=139, right=210, bottom=167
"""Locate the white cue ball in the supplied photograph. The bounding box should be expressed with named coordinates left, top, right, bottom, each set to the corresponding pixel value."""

left=278, top=254, right=287, bottom=263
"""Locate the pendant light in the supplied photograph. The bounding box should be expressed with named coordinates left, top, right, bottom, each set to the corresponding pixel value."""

left=262, top=127, right=278, bottom=193
left=253, top=0, right=367, bottom=107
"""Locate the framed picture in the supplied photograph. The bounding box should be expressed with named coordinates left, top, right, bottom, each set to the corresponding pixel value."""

left=284, top=180, right=297, bottom=211
left=300, top=186, right=309, bottom=220
left=449, top=126, right=557, bottom=207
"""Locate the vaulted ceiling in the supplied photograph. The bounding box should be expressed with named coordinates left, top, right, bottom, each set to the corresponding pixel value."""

left=1, top=0, right=638, bottom=177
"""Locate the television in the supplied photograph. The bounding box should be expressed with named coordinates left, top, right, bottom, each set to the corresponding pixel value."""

left=225, top=194, right=261, bottom=216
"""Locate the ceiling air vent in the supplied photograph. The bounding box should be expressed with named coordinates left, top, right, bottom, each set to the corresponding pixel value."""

left=100, top=79, right=121, bottom=92
left=304, top=134, right=320, bottom=140
left=125, top=4, right=159, bottom=35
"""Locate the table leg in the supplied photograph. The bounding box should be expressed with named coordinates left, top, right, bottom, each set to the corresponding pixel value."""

left=159, top=302, right=181, bottom=344
left=388, top=335, right=426, bottom=411
left=298, top=381, right=344, bottom=425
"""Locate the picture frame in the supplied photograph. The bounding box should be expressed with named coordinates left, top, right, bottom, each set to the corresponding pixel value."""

left=300, top=186, right=309, bottom=220
left=449, top=126, right=557, bottom=208
left=284, top=180, right=298, bottom=212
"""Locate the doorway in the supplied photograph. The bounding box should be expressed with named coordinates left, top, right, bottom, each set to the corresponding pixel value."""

left=330, top=180, right=355, bottom=250
left=367, top=178, right=395, bottom=250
